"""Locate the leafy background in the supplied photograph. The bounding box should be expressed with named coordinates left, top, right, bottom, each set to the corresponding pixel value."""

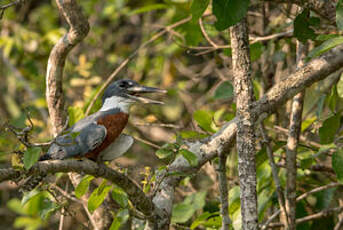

left=0, top=0, right=343, bottom=229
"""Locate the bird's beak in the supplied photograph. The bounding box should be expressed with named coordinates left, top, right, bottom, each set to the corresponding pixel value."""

left=126, top=85, right=167, bottom=104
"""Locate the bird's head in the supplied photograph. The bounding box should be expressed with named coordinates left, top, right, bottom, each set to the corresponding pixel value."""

left=101, top=79, right=166, bottom=112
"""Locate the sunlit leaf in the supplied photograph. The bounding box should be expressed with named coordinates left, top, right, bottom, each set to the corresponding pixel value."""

left=68, top=106, right=84, bottom=126
left=307, top=36, right=343, bottom=60
left=213, top=0, right=250, bottom=31
left=336, top=73, right=343, bottom=98
left=193, top=110, right=214, bottom=132
left=88, top=180, right=112, bottom=213
left=179, top=149, right=198, bottom=166
left=75, top=175, right=94, bottom=198
left=21, top=189, right=44, bottom=206
left=111, top=186, right=128, bottom=208
left=129, top=4, right=168, bottom=15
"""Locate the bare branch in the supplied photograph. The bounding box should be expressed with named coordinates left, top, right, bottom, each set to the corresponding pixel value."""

left=284, top=40, right=308, bottom=230
left=217, top=151, right=231, bottom=229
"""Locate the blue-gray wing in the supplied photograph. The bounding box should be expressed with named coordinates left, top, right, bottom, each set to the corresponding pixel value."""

left=47, top=122, right=107, bottom=160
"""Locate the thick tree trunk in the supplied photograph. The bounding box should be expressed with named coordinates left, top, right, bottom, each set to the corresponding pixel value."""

left=230, top=18, right=258, bottom=230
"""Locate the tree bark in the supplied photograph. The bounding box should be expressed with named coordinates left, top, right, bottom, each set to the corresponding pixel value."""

left=284, top=41, right=307, bottom=230
left=230, top=18, right=258, bottom=230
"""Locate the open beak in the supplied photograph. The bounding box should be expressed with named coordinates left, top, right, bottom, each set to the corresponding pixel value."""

left=126, top=85, right=167, bottom=104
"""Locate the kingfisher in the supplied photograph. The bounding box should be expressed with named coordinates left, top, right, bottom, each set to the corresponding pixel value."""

left=40, top=79, right=166, bottom=162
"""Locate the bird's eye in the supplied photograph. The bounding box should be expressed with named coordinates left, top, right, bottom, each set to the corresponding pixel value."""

left=119, top=81, right=128, bottom=88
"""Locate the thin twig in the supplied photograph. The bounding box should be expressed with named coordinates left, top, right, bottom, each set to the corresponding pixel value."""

left=58, top=182, right=69, bottom=230
left=261, top=183, right=342, bottom=229
left=217, top=151, right=231, bottom=229
left=0, top=0, right=25, bottom=19
left=134, top=136, right=161, bottom=149
left=259, top=124, right=288, bottom=227
left=199, top=17, right=218, bottom=49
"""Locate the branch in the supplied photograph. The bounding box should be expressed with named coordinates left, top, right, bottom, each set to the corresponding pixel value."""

left=46, top=0, right=89, bottom=135
left=268, top=206, right=343, bottom=228
left=230, top=17, right=258, bottom=230
left=150, top=44, right=343, bottom=229
left=261, top=183, right=342, bottom=229
left=0, top=159, right=154, bottom=217
left=217, top=151, right=231, bottom=229
left=0, top=0, right=25, bottom=19
left=284, top=40, right=308, bottom=230
left=264, top=0, right=336, bottom=24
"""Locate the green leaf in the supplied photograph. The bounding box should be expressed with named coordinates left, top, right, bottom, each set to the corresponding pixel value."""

left=307, top=36, right=343, bottom=60
left=193, top=110, right=214, bottom=132
left=184, top=19, right=203, bottom=46
left=21, top=189, right=40, bottom=206
left=39, top=199, right=60, bottom=220
left=68, top=106, right=84, bottom=126
left=250, top=42, right=263, bottom=62
left=180, top=130, right=208, bottom=139
left=109, top=209, right=129, bottom=230
left=88, top=180, right=112, bottom=213
left=336, top=73, right=343, bottom=98
left=13, top=217, right=43, bottom=230
left=191, top=0, right=209, bottom=21
left=332, top=150, right=343, bottom=183
left=172, top=203, right=195, bottom=223
left=213, top=81, right=234, bottom=100
left=337, top=0, right=343, bottom=30
left=179, top=149, right=198, bottom=166
left=212, top=0, right=250, bottom=31
left=319, top=115, right=340, bottom=144
left=294, top=8, right=317, bottom=43
left=155, top=143, right=178, bottom=159
left=75, top=175, right=94, bottom=198
left=111, top=186, right=128, bottom=208
left=191, top=212, right=219, bottom=229
left=23, top=147, right=41, bottom=170
left=129, top=4, right=168, bottom=15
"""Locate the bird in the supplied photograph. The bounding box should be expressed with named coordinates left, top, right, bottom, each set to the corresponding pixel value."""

left=40, top=79, right=166, bottom=162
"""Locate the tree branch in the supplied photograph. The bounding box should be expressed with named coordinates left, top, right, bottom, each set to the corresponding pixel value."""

left=150, top=44, right=343, bottom=229
left=284, top=40, right=307, bottom=230
left=264, top=0, right=336, bottom=24
left=46, top=0, right=89, bottom=135
left=0, top=159, right=154, bottom=217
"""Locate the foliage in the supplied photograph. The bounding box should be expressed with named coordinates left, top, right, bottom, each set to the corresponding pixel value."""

left=0, top=0, right=343, bottom=229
